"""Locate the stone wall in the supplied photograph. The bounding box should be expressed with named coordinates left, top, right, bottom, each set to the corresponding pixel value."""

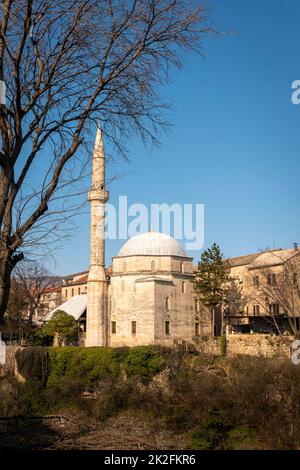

left=227, top=334, right=292, bottom=357
left=194, top=334, right=293, bottom=358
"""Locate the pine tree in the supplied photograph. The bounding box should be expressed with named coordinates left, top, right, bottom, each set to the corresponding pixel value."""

left=194, top=243, right=230, bottom=334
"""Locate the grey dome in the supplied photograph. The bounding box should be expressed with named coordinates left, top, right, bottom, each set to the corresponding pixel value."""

left=118, top=231, right=187, bottom=258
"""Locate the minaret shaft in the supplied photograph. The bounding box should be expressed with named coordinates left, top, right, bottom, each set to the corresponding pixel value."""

left=86, top=124, right=109, bottom=347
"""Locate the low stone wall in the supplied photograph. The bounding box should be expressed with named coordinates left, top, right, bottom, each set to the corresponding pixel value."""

left=226, top=334, right=292, bottom=358
left=194, top=334, right=293, bottom=358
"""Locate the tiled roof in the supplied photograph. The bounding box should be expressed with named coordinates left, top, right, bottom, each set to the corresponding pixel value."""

left=43, top=286, right=61, bottom=294
left=63, top=270, right=88, bottom=280
left=229, top=252, right=263, bottom=267
left=229, top=248, right=300, bottom=268
left=249, top=249, right=300, bottom=269
left=73, top=274, right=88, bottom=284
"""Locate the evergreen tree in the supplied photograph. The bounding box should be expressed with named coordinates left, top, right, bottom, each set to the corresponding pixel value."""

left=194, top=243, right=230, bottom=333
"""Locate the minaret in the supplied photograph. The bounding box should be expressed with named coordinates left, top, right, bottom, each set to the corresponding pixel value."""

left=86, top=123, right=109, bottom=347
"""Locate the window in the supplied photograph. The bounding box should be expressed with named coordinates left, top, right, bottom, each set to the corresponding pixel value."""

left=166, top=297, right=170, bottom=310
left=253, top=304, right=260, bottom=315
left=71, top=288, right=74, bottom=296
left=111, top=321, right=116, bottom=334
left=195, top=299, right=200, bottom=313
left=151, top=260, right=155, bottom=272
left=269, top=303, right=280, bottom=315
left=131, top=321, right=136, bottom=335
left=253, top=275, right=259, bottom=288
left=78, top=287, right=81, bottom=295
left=267, top=273, right=276, bottom=286
left=194, top=322, right=200, bottom=337
left=65, top=289, right=68, bottom=299
left=165, top=320, right=170, bottom=335
left=182, top=281, right=186, bottom=294
left=293, top=272, right=298, bottom=286
left=180, top=262, right=184, bottom=273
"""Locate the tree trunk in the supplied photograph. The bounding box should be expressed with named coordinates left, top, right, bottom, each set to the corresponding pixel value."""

left=0, top=250, right=23, bottom=323
left=0, top=254, right=13, bottom=323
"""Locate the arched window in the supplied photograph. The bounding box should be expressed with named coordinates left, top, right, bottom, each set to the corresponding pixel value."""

left=165, top=320, right=170, bottom=335
left=131, top=321, right=137, bottom=335
left=71, top=288, right=74, bottom=296
left=151, top=260, right=155, bottom=272
left=123, top=261, right=126, bottom=273
left=182, top=281, right=186, bottom=293
left=180, top=262, right=184, bottom=273
left=78, top=287, right=81, bottom=295
left=166, top=296, right=170, bottom=310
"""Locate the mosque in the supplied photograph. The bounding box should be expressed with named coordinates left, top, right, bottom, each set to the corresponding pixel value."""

left=48, top=124, right=209, bottom=347
left=85, top=124, right=208, bottom=347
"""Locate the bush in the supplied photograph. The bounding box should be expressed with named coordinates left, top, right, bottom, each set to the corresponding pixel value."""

left=188, top=407, right=233, bottom=450
left=48, top=347, right=124, bottom=387
left=123, top=346, right=166, bottom=384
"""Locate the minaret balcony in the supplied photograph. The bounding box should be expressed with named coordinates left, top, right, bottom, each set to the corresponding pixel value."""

left=88, top=189, right=109, bottom=203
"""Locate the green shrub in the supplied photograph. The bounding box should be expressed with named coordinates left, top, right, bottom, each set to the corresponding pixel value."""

left=188, top=407, right=233, bottom=450
left=123, top=346, right=166, bottom=384
left=226, top=426, right=256, bottom=450
left=48, top=347, right=124, bottom=387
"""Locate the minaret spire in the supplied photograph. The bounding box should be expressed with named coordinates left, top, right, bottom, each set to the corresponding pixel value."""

left=92, top=122, right=105, bottom=192
left=86, top=121, right=109, bottom=346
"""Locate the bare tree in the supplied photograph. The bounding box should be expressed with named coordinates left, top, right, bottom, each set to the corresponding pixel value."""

left=4, top=260, right=54, bottom=342
left=224, top=276, right=247, bottom=317
left=0, top=0, right=214, bottom=320
left=247, top=254, right=300, bottom=337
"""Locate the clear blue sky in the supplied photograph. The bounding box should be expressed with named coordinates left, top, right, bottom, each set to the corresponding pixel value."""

left=50, top=0, right=300, bottom=275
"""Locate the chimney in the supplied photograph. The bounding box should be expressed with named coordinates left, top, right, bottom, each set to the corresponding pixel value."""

left=293, top=242, right=298, bottom=251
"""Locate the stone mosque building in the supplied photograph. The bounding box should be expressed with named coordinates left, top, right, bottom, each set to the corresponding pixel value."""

left=46, top=124, right=207, bottom=347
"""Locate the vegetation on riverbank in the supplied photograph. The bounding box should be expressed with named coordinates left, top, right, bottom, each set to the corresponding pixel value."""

left=1, top=346, right=300, bottom=449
